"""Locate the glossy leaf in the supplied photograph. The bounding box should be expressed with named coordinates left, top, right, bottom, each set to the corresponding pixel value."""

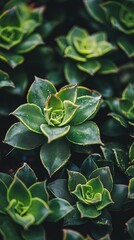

left=14, top=34, right=43, bottom=53
left=89, top=167, right=113, bottom=192
left=0, top=50, right=24, bottom=68
left=40, top=138, right=71, bottom=176
left=40, top=124, right=70, bottom=143
left=64, top=61, right=86, bottom=84
left=29, top=181, right=49, bottom=202
left=0, top=70, right=14, bottom=88
left=48, top=179, right=74, bottom=204
left=63, top=229, right=88, bottom=240
left=47, top=198, right=73, bottom=222
left=0, top=180, right=8, bottom=213
left=12, top=104, right=45, bottom=134
left=7, top=177, right=31, bottom=206
left=67, top=121, right=102, bottom=145
left=27, top=77, right=57, bottom=109
left=128, top=178, right=134, bottom=199
left=77, top=61, right=101, bottom=75
left=68, top=171, right=87, bottom=192
left=15, top=163, right=37, bottom=188
left=21, top=225, right=46, bottom=240
left=71, top=95, right=101, bottom=125
left=26, top=198, right=50, bottom=224
left=4, top=122, right=44, bottom=150
left=56, top=84, right=77, bottom=103
left=77, top=202, right=101, bottom=218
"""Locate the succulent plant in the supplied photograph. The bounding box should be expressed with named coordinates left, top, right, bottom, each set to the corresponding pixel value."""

left=0, top=0, right=44, bottom=91
left=84, top=0, right=134, bottom=57
left=0, top=163, right=74, bottom=240
left=4, top=77, right=102, bottom=176
left=106, top=83, right=134, bottom=138
left=56, top=26, right=117, bottom=84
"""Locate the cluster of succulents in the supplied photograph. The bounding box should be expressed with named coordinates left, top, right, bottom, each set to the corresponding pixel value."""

left=0, top=0, right=134, bottom=239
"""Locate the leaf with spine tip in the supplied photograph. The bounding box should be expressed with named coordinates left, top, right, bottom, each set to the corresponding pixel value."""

left=65, top=46, right=86, bottom=62
left=40, top=138, right=71, bottom=176
left=56, top=84, right=77, bottom=103
left=14, top=33, right=43, bottom=53
left=70, top=95, right=101, bottom=125
left=0, top=50, right=24, bottom=68
left=46, top=198, right=73, bottom=222
left=77, top=60, right=101, bottom=75
left=68, top=170, right=87, bottom=192
left=59, top=101, right=79, bottom=126
left=40, top=124, right=70, bottom=143
left=0, top=70, right=14, bottom=88
left=77, top=202, right=101, bottom=218
left=27, top=77, right=57, bottom=109
left=4, top=122, right=45, bottom=150
left=12, top=103, right=45, bottom=134
left=63, top=229, right=90, bottom=240
left=67, top=121, right=102, bottom=145
left=67, top=26, right=89, bottom=46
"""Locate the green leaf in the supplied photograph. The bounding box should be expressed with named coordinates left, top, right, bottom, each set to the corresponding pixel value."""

left=83, top=0, right=105, bottom=24
left=64, top=61, right=86, bottom=84
left=67, top=26, right=88, bottom=46
left=0, top=215, right=22, bottom=240
left=15, top=163, right=37, bottom=188
left=57, top=84, right=77, bottom=103
left=87, top=177, right=104, bottom=195
left=47, top=94, right=63, bottom=112
left=4, top=122, right=44, bottom=150
left=129, top=142, right=134, bottom=161
left=27, top=198, right=50, bottom=224
left=113, top=149, right=129, bottom=172
left=40, top=124, right=70, bottom=142
left=47, top=198, right=73, bottom=222
left=125, top=166, right=134, bottom=178
left=0, top=50, right=24, bottom=68
left=29, top=181, right=49, bottom=202
left=128, top=178, right=134, bottom=199
left=108, top=113, right=128, bottom=128
left=0, top=172, right=13, bottom=187
left=63, top=229, right=86, bottom=240
left=67, top=121, right=102, bottom=145
left=27, top=77, right=56, bottom=109
left=89, top=167, right=113, bottom=192
left=0, top=7, right=20, bottom=27
left=70, top=95, right=101, bottom=125
left=65, top=46, right=86, bottom=62
left=40, top=138, right=71, bottom=176
left=14, top=34, right=43, bottom=53
left=21, top=225, right=46, bottom=240
left=110, top=184, right=128, bottom=211
left=77, top=60, right=101, bottom=75
left=12, top=104, right=45, bottom=134
left=64, top=205, right=88, bottom=226
left=80, top=154, right=99, bottom=179
left=56, top=36, right=68, bottom=54
left=60, top=101, right=79, bottom=126
left=68, top=170, right=87, bottom=192
left=0, top=26, right=23, bottom=50
left=77, top=202, right=101, bottom=218
left=126, top=217, right=134, bottom=240
left=0, top=70, right=14, bottom=88
left=7, top=177, right=31, bottom=206
left=97, top=189, right=113, bottom=210
left=99, top=59, right=118, bottom=74
left=6, top=200, right=34, bottom=229
left=122, top=83, right=134, bottom=102
left=0, top=180, right=8, bottom=213
left=118, top=37, right=134, bottom=57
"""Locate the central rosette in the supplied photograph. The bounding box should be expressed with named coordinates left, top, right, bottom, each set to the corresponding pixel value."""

left=44, top=85, right=79, bottom=127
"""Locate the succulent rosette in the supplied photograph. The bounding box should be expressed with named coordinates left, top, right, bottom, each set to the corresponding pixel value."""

left=72, top=176, right=113, bottom=219
left=4, top=77, right=102, bottom=176
left=106, top=83, right=134, bottom=138
left=56, top=26, right=117, bottom=84
left=101, top=0, right=134, bottom=35
left=0, top=0, right=43, bottom=90
left=0, top=163, right=73, bottom=239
